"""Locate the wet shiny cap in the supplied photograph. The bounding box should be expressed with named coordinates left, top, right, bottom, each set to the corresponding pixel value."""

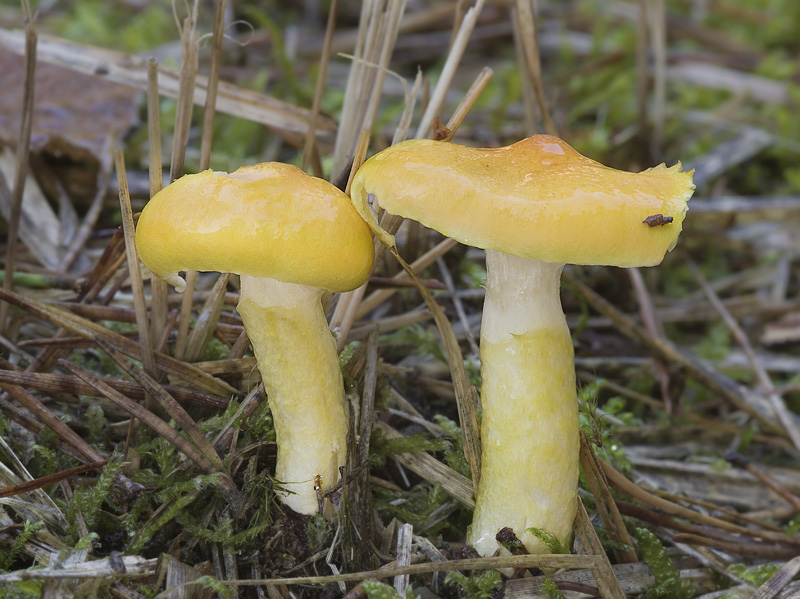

left=351, top=135, right=695, bottom=267
left=135, top=162, right=375, bottom=293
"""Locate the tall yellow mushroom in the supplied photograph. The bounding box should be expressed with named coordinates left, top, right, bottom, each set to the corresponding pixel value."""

left=136, top=162, right=374, bottom=516
left=351, top=135, right=694, bottom=555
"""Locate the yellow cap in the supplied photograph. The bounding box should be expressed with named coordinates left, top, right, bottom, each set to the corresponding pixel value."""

left=135, top=162, right=374, bottom=293
left=351, top=135, right=694, bottom=267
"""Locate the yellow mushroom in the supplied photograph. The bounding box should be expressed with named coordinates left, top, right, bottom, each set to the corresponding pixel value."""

left=351, top=135, right=694, bottom=555
left=136, top=162, right=374, bottom=516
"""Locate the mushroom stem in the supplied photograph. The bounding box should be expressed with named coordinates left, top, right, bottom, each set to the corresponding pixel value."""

left=237, top=275, right=348, bottom=516
left=468, top=249, right=578, bottom=556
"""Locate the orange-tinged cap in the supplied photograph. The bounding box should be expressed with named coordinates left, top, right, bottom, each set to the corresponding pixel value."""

left=135, top=162, right=374, bottom=293
left=351, top=135, right=694, bottom=267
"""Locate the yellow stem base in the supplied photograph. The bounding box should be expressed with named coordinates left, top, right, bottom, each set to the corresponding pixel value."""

left=238, top=276, right=348, bottom=516
left=468, top=251, right=578, bottom=556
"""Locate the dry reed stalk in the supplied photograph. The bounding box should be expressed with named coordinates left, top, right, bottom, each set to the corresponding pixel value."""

left=443, top=66, right=492, bottom=139
left=171, top=7, right=201, bottom=362
left=578, top=432, right=638, bottom=563
left=302, top=0, right=339, bottom=176
left=199, top=0, right=227, bottom=172
left=146, top=57, right=169, bottom=347
left=330, top=128, right=371, bottom=345
left=115, top=149, right=158, bottom=412
left=512, top=0, right=557, bottom=135
left=184, top=274, right=229, bottom=362
left=415, top=0, right=485, bottom=139
left=331, top=0, right=408, bottom=180
left=0, top=3, right=36, bottom=334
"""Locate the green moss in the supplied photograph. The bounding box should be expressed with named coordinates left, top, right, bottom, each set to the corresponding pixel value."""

left=0, top=519, right=44, bottom=572
left=381, top=324, right=447, bottom=364
left=433, top=415, right=471, bottom=479
left=66, top=456, right=124, bottom=543
left=444, top=570, right=502, bottom=599
left=635, top=528, right=693, bottom=599
left=524, top=526, right=569, bottom=554
left=728, top=562, right=779, bottom=587
left=369, top=429, right=448, bottom=467
left=541, top=578, right=566, bottom=599
left=362, top=581, right=401, bottom=599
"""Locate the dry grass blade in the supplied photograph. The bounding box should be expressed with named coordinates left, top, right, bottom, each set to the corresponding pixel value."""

left=578, top=432, right=637, bottom=563
left=115, top=149, right=158, bottom=411
left=94, top=339, right=231, bottom=484
left=628, top=267, right=675, bottom=413
left=573, top=499, right=626, bottom=599
left=0, top=286, right=239, bottom=398
left=670, top=533, right=799, bottom=560
left=599, top=457, right=800, bottom=546
left=0, top=358, right=104, bottom=464
left=752, top=555, right=800, bottom=599
left=58, top=358, right=232, bottom=493
left=0, top=369, right=226, bottom=409
left=376, top=421, right=473, bottom=509
left=0, top=5, right=36, bottom=333
left=331, top=128, right=372, bottom=347
left=183, top=272, right=230, bottom=363
left=388, top=245, right=481, bottom=490
left=355, top=196, right=481, bottom=489
left=684, top=256, right=800, bottom=452
left=171, top=11, right=196, bottom=181
left=0, top=460, right=106, bottom=499
left=356, top=238, right=458, bottom=319
left=563, top=270, right=785, bottom=434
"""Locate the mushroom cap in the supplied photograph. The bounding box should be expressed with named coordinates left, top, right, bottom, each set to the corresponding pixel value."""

left=351, top=135, right=694, bottom=267
left=135, top=162, right=375, bottom=293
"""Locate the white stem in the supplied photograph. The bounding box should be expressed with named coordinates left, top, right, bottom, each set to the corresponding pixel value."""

left=237, top=275, right=348, bottom=516
left=468, top=250, right=578, bottom=556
